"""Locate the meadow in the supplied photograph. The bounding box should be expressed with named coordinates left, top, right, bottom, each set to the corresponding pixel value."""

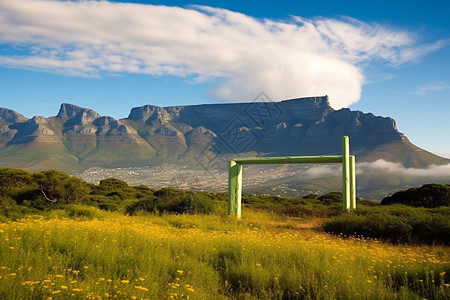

left=0, top=167, right=449, bottom=299
left=0, top=210, right=449, bottom=300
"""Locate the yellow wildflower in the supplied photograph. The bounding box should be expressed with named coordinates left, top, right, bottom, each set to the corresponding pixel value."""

left=134, top=286, right=149, bottom=292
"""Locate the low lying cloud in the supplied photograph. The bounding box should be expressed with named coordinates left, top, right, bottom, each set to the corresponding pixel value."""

left=302, top=165, right=341, bottom=179
left=0, top=0, right=445, bottom=108
left=356, top=159, right=450, bottom=178
left=294, top=159, right=450, bottom=180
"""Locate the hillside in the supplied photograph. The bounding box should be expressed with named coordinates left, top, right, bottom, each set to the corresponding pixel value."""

left=0, top=96, right=448, bottom=174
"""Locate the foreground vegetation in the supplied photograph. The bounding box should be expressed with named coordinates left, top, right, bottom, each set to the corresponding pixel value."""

left=0, top=167, right=449, bottom=298
left=323, top=205, right=450, bottom=245
left=1, top=167, right=449, bottom=245
left=0, top=213, right=449, bottom=299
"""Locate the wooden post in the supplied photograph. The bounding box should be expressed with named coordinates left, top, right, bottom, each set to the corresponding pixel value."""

left=350, top=155, right=356, bottom=210
left=342, top=136, right=350, bottom=211
left=228, top=160, right=242, bottom=218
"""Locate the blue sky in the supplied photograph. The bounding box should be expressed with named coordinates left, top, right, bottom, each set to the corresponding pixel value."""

left=0, top=0, right=449, bottom=158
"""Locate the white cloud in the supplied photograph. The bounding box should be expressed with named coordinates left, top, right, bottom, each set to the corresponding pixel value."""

left=412, top=81, right=450, bottom=95
left=0, top=0, right=445, bottom=108
left=302, top=164, right=341, bottom=179
left=356, top=159, right=450, bottom=178
left=292, top=159, right=450, bottom=180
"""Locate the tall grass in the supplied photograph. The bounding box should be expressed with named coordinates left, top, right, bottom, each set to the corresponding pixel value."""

left=0, top=211, right=448, bottom=299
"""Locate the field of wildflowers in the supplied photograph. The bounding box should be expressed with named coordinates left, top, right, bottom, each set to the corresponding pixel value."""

left=0, top=210, right=449, bottom=299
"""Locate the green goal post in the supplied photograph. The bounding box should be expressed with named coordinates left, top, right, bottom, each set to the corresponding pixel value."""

left=228, top=136, right=356, bottom=218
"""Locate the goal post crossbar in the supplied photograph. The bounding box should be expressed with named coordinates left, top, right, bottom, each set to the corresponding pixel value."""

left=228, top=136, right=356, bottom=218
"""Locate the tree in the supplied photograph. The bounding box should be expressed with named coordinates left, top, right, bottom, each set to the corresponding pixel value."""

left=63, top=177, right=90, bottom=204
left=99, top=178, right=129, bottom=191
left=32, top=170, right=89, bottom=204
left=0, top=168, right=35, bottom=198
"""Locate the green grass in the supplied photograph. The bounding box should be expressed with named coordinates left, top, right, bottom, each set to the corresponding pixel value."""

left=0, top=212, right=448, bottom=299
left=0, top=144, right=82, bottom=173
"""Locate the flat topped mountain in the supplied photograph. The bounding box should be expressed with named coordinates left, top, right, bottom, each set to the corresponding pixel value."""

left=0, top=96, right=448, bottom=173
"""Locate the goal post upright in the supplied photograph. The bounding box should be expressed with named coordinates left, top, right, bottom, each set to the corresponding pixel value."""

left=228, top=160, right=242, bottom=218
left=227, top=136, right=356, bottom=218
left=342, top=135, right=351, bottom=211
left=350, top=154, right=356, bottom=210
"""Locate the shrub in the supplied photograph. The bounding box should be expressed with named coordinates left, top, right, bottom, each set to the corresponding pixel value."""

left=318, top=192, right=342, bottom=205
left=154, top=187, right=185, bottom=203
left=99, top=178, right=129, bottom=190
left=0, top=168, right=35, bottom=198
left=381, top=183, right=450, bottom=208
left=97, top=202, right=120, bottom=212
left=0, top=206, right=36, bottom=221
left=323, top=206, right=450, bottom=244
left=164, top=192, right=215, bottom=214
left=64, top=204, right=106, bottom=219
left=81, top=195, right=122, bottom=212
left=0, top=197, right=37, bottom=221
left=125, top=197, right=158, bottom=215
left=274, top=204, right=342, bottom=218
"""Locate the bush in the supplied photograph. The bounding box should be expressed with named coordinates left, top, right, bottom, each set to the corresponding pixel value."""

left=0, top=196, right=37, bottom=221
left=81, top=195, right=121, bottom=212
left=0, top=205, right=36, bottom=221
left=97, top=202, right=120, bottom=212
left=0, top=168, right=35, bottom=198
left=323, top=206, right=450, bottom=244
left=125, top=197, right=158, bottom=215
left=274, top=204, right=342, bottom=218
left=64, top=204, right=106, bottom=219
left=164, top=192, right=215, bottom=214
left=318, top=192, right=342, bottom=205
left=154, top=187, right=185, bottom=203
left=99, top=178, right=129, bottom=190
left=381, top=183, right=450, bottom=208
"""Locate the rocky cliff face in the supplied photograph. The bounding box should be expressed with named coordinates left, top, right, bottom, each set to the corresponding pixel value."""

left=0, top=108, right=26, bottom=147
left=0, top=96, right=447, bottom=172
left=125, top=96, right=410, bottom=161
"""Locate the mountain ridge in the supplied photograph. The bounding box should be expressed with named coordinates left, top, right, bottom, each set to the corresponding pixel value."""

left=0, top=96, right=448, bottom=173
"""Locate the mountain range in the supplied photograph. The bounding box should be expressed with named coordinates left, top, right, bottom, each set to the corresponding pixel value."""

left=0, top=95, right=448, bottom=175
